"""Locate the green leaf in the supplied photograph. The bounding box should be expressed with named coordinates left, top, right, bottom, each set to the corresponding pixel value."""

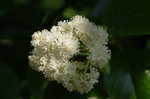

left=104, top=69, right=136, bottom=99
left=135, top=70, right=150, bottom=99
left=103, top=46, right=137, bottom=99
left=63, top=7, right=77, bottom=18
left=0, top=63, right=19, bottom=99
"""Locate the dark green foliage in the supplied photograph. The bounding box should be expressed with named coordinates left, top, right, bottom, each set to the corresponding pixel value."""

left=0, top=0, right=150, bottom=99
left=0, top=63, right=19, bottom=99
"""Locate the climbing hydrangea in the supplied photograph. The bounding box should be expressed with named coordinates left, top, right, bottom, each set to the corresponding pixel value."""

left=28, top=15, right=111, bottom=94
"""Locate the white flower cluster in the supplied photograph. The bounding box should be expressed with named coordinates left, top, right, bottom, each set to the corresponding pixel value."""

left=29, top=15, right=111, bottom=94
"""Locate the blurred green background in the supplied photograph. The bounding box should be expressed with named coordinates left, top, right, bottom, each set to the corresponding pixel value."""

left=0, top=0, right=150, bottom=99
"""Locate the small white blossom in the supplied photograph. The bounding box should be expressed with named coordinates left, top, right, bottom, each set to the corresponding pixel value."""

left=29, top=15, right=111, bottom=93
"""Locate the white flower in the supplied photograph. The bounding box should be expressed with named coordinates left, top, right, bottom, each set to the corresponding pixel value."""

left=29, top=15, right=111, bottom=94
left=62, top=62, right=100, bottom=93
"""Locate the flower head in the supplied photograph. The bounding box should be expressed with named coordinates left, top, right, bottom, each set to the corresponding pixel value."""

left=29, top=15, right=111, bottom=93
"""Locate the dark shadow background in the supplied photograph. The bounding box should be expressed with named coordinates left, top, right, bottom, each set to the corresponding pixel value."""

left=0, top=0, right=150, bottom=99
